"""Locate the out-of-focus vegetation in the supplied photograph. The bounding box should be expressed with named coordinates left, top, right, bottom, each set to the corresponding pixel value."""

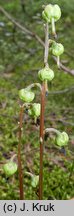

left=0, top=0, right=74, bottom=200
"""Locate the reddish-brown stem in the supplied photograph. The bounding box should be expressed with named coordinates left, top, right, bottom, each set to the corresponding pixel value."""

left=18, top=105, right=24, bottom=200
left=39, top=22, right=49, bottom=200
left=39, top=83, right=45, bottom=200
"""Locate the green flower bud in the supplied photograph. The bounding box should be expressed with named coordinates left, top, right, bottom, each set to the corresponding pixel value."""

left=42, top=11, right=49, bottom=22
left=38, top=67, right=54, bottom=82
left=56, top=132, right=69, bottom=147
left=53, top=4, right=61, bottom=22
left=3, top=161, right=17, bottom=177
left=28, top=103, right=41, bottom=118
left=42, top=4, right=61, bottom=23
left=51, top=42, right=64, bottom=56
left=42, top=4, right=53, bottom=23
left=31, top=175, right=39, bottom=188
left=19, top=89, right=35, bottom=102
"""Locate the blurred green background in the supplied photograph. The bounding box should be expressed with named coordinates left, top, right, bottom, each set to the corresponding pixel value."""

left=0, top=0, right=74, bottom=200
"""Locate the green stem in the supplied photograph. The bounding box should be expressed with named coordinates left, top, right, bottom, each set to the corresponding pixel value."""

left=57, top=56, right=60, bottom=68
left=26, top=83, right=42, bottom=91
left=51, top=18, right=57, bottom=38
left=45, top=128, right=61, bottom=135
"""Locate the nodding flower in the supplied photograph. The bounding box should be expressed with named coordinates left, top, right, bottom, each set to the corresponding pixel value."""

left=42, top=4, right=61, bottom=36
left=3, top=161, right=17, bottom=177
left=19, top=89, right=35, bottom=102
left=38, top=66, right=54, bottom=82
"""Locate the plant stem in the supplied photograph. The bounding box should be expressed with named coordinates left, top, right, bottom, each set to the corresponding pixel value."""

left=39, top=83, right=45, bottom=200
left=51, top=18, right=57, bottom=38
left=57, top=56, right=60, bottom=68
left=18, top=105, right=24, bottom=200
left=39, top=22, right=49, bottom=200
left=26, top=83, right=42, bottom=91
left=44, top=128, right=61, bottom=135
left=44, top=22, right=49, bottom=67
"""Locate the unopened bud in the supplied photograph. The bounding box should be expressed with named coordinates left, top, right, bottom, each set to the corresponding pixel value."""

left=3, top=161, right=17, bottom=177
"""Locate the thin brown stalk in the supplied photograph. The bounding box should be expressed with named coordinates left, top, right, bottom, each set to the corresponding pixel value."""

left=18, top=105, right=24, bottom=200
left=39, top=83, right=45, bottom=200
left=39, top=22, right=49, bottom=200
